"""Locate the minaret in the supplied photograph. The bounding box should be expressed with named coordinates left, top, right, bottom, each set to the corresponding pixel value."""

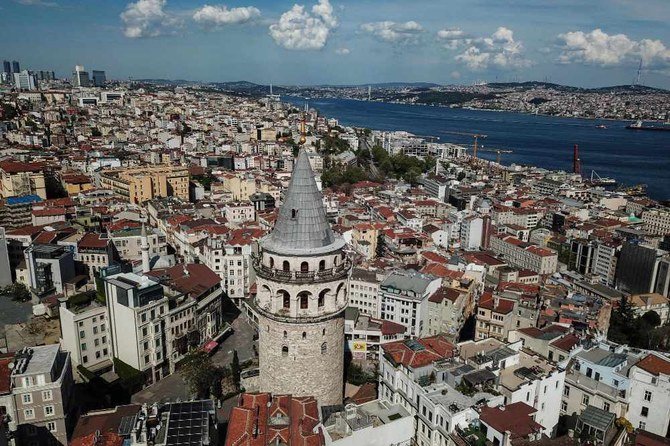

left=141, top=223, right=151, bottom=274
left=253, top=149, right=350, bottom=406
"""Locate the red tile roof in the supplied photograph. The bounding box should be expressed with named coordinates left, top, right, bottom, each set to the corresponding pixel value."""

left=550, top=333, right=580, bottom=353
left=636, top=354, right=670, bottom=376
left=225, top=393, right=323, bottom=446
left=479, top=292, right=515, bottom=314
left=0, top=160, right=44, bottom=173
left=0, top=354, right=14, bottom=394
left=146, top=264, right=220, bottom=300
left=78, top=232, right=109, bottom=249
left=382, top=335, right=455, bottom=369
left=480, top=402, right=543, bottom=439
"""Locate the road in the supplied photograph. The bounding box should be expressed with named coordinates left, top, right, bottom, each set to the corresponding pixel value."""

left=131, top=316, right=257, bottom=404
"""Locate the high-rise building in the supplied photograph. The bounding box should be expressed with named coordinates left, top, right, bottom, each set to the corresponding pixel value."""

left=13, top=70, right=38, bottom=91
left=72, top=64, right=90, bottom=87
left=2, top=60, right=10, bottom=75
left=11, top=60, right=20, bottom=73
left=91, top=69, right=106, bottom=87
left=253, top=149, right=351, bottom=406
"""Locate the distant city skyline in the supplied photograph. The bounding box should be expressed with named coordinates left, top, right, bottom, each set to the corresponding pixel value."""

left=2, top=0, right=670, bottom=88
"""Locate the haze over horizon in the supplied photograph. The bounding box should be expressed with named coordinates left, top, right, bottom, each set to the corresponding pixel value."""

left=3, top=0, right=670, bottom=89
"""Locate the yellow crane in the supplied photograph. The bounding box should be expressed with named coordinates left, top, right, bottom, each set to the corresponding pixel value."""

left=442, top=131, right=488, bottom=160
left=478, top=147, right=513, bottom=164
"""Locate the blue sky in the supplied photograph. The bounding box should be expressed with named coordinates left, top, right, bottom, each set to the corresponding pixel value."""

left=2, top=0, right=670, bottom=88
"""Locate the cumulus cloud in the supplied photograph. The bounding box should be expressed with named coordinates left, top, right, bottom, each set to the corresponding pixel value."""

left=335, top=47, right=350, bottom=55
left=121, top=0, right=180, bottom=38
left=360, top=21, right=424, bottom=44
left=437, top=26, right=529, bottom=70
left=557, top=29, right=670, bottom=68
left=269, top=0, right=338, bottom=50
left=193, top=4, right=261, bottom=26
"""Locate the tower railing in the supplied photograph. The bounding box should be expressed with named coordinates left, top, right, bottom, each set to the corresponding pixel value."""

left=252, top=255, right=352, bottom=284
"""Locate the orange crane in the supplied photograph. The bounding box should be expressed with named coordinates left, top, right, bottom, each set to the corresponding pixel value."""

left=478, top=147, right=513, bottom=164
left=442, top=131, right=487, bottom=160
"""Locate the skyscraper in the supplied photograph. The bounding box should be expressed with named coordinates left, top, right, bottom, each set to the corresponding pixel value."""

left=11, top=61, right=20, bottom=73
left=72, top=64, right=90, bottom=87
left=13, top=70, right=38, bottom=91
left=92, top=70, right=106, bottom=87
left=253, top=148, right=350, bottom=406
left=2, top=61, right=10, bottom=76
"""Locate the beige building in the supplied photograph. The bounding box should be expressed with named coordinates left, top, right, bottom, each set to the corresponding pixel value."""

left=490, top=234, right=558, bottom=275
left=0, top=160, right=47, bottom=200
left=221, top=173, right=256, bottom=201
left=99, top=165, right=189, bottom=204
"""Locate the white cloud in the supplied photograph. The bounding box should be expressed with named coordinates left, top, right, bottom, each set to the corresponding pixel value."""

left=335, top=47, right=350, bottom=55
left=557, top=29, right=670, bottom=68
left=360, top=21, right=424, bottom=44
left=269, top=0, right=338, bottom=50
left=438, top=26, right=529, bottom=70
left=193, top=4, right=260, bottom=26
left=14, top=0, right=57, bottom=6
left=121, top=0, right=179, bottom=38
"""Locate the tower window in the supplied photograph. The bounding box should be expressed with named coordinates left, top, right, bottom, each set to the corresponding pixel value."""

left=319, top=260, right=325, bottom=271
left=302, top=332, right=306, bottom=339
left=318, top=289, right=327, bottom=307
left=301, top=261, right=309, bottom=272
left=322, top=328, right=326, bottom=336
left=283, top=261, right=290, bottom=272
left=282, top=346, right=289, bottom=357
left=291, top=209, right=298, bottom=219
left=321, top=343, right=327, bottom=355
left=281, top=291, right=290, bottom=309
left=269, top=257, right=274, bottom=268
left=299, top=292, right=309, bottom=309
left=283, top=331, right=287, bottom=339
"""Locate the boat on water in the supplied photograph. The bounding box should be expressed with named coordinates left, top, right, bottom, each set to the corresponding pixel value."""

left=626, top=120, right=670, bottom=131
left=596, top=124, right=607, bottom=129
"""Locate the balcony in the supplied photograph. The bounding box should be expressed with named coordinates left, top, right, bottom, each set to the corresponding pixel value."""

left=252, top=255, right=352, bottom=284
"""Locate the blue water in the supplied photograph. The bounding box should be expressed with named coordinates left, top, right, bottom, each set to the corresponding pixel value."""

left=284, top=96, right=670, bottom=200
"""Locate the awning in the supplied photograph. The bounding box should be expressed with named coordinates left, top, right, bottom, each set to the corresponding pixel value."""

left=203, top=341, right=218, bottom=353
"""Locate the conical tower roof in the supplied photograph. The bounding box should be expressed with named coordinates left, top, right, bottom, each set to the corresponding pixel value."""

left=262, top=149, right=344, bottom=256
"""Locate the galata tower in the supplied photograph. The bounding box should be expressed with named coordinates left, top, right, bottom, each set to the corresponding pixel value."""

left=253, top=148, right=350, bottom=406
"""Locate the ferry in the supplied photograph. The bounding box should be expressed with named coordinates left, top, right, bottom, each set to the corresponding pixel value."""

left=626, top=120, right=670, bottom=131
left=596, top=124, right=607, bottom=129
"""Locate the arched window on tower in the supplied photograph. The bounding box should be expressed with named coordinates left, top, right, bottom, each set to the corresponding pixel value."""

left=300, top=261, right=309, bottom=273
left=299, top=292, right=309, bottom=309
left=321, top=343, right=327, bottom=355
left=269, top=257, right=275, bottom=268
left=283, top=331, right=287, bottom=339
left=318, top=289, right=328, bottom=308
left=319, top=260, right=325, bottom=271
left=302, top=332, right=306, bottom=339
left=291, top=209, right=298, bottom=219
left=282, top=261, right=290, bottom=272
left=282, top=346, right=289, bottom=357
left=334, top=255, right=339, bottom=266
left=281, top=291, right=290, bottom=309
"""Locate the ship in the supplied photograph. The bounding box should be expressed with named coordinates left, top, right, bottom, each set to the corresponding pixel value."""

left=626, top=120, right=670, bottom=131
left=596, top=124, right=607, bottom=129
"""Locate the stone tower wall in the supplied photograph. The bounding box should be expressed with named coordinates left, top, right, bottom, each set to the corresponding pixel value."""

left=257, top=312, right=344, bottom=406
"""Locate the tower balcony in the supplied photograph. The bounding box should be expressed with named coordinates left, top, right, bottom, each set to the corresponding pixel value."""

left=252, top=255, right=351, bottom=284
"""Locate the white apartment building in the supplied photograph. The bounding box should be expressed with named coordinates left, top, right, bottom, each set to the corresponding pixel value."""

left=490, top=235, right=558, bottom=275
left=223, top=202, right=255, bottom=224
left=642, top=209, right=670, bottom=235
left=460, top=216, right=484, bottom=251
left=379, top=271, right=441, bottom=337
left=348, top=267, right=383, bottom=318
left=627, top=354, right=670, bottom=435
left=110, top=226, right=167, bottom=262
left=105, top=272, right=169, bottom=383
left=592, top=240, right=619, bottom=287
left=59, top=296, right=111, bottom=371
left=494, top=207, right=542, bottom=229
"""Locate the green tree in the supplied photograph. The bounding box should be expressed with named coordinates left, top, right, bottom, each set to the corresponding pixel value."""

left=180, top=350, right=221, bottom=398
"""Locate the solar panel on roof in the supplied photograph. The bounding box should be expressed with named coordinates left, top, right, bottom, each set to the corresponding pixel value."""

left=118, top=415, right=137, bottom=436
left=405, top=339, right=425, bottom=352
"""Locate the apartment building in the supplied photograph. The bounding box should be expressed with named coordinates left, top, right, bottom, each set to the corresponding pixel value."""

left=641, top=209, right=670, bottom=235
left=221, top=173, right=256, bottom=201
left=59, top=293, right=110, bottom=371
left=99, top=165, right=189, bottom=204
left=8, top=345, right=74, bottom=446
left=627, top=354, right=670, bottom=435
left=475, top=292, right=515, bottom=341
left=0, top=160, right=46, bottom=200
left=105, top=272, right=169, bottom=384
left=490, top=234, right=558, bottom=275
left=379, top=270, right=441, bottom=337
left=348, top=267, right=383, bottom=318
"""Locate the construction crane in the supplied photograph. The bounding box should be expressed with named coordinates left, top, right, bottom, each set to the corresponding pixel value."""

left=478, top=147, right=513, bottom=164
left=442, top=131, right=487, bottom=160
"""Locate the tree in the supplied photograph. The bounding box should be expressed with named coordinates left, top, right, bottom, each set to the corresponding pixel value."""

left=231, top=350, right=241, bottom=389
left=180, top=350, right=221, bottom=398
left=641, top=310, right=661, bottom=328
left=0, top=283, right=31, bottom=302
